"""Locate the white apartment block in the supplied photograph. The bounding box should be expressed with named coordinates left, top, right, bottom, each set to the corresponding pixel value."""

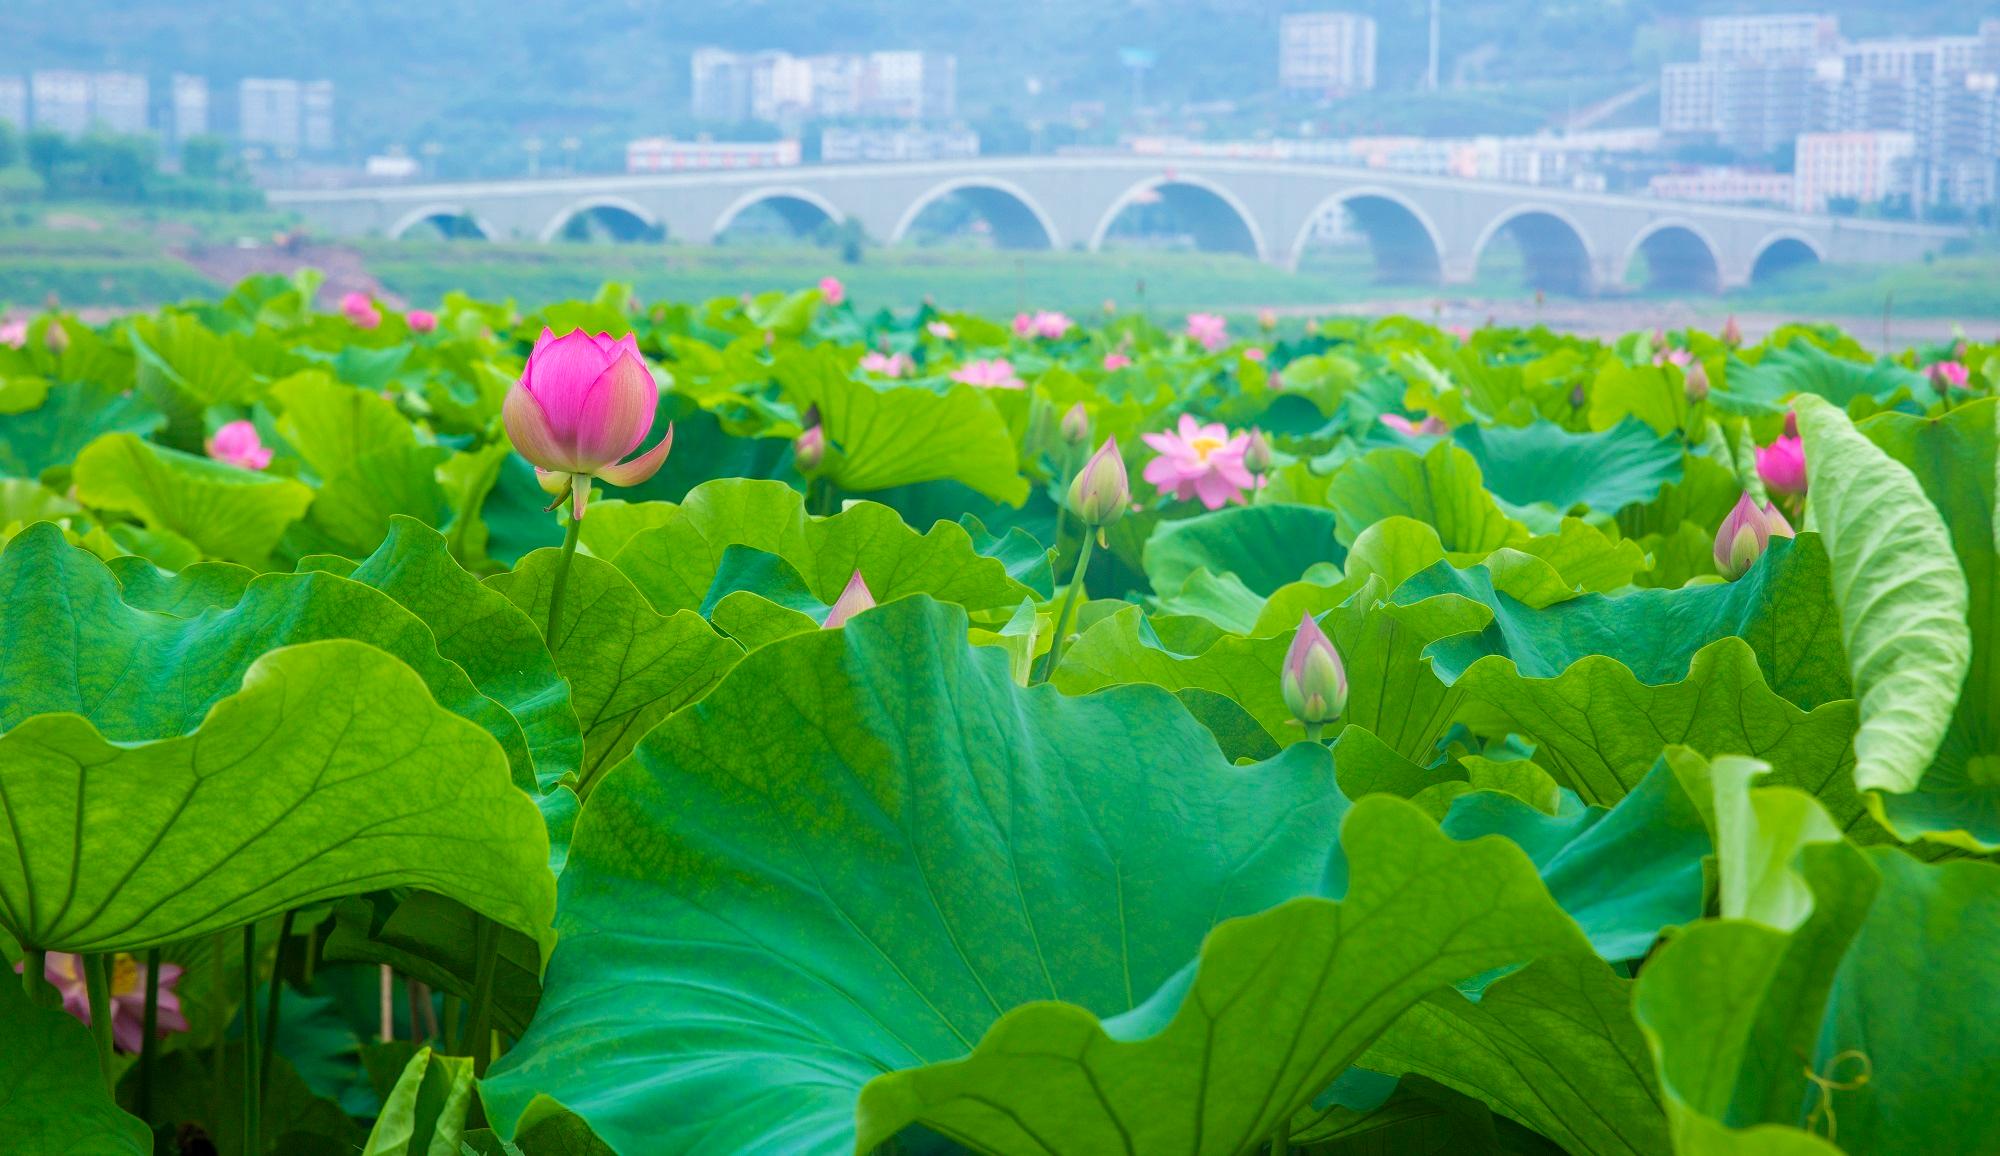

left=1792, top=130, right=1917, bottom=212
left=90, top=72, right=149, bottom=135
left=170, top=74, right=209, bottom=142
left=240, top=77, right=335, bottom=154
left=1279, top=11, right=1377, bottom=94
left=1698, top=14, right=1840, bottom=64
left=701, top=47, right=957, bottom=123
left=30, top=71, right=93, bottom=134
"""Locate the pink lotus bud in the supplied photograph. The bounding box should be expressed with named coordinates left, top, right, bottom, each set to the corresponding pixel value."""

left=1244, top=347, right=1266, bottom=363
left=823, top=570, right=875, bottom=628
left=1722, top=315, right=1743, bottom=347
left=1102, top=351, right=1132, bottom=372
left=1060, top=402, right=1090, bottom=446
left=1380, top=413, right=1447, bottom=437
left=503, top=328, right=674, bottom=518
left=206, top=420, right=273, bottom=471
left=42, top=322, right=69, bottom=355
left=818, top=277, right=845, bottom=307
left=795, top=424, right=825, bottom=473
left=926, top=320, right=956, bottom=340
left=1012, top=312, right=1034, bottom=338
left=1102, top=298, right=1118, bottom=315
left=1244, top=427, right=1273, bottom=475
left=1755, top=435, right=1807, bottom=496
left=407, top=309, right=438, bottom=334
left=1281, top=612, right=1347, bottom=727
left=1068, top=437, right=1130, bottom=528
left=1684, top=360, right=1710, bottom=403
left=1713, top=493, right=1795, bottom=580
left=1783, top=411, right=1798, bottom=438
left=341, top=292, right=380, bottom=329
left=1258, top=307, right=1278, bottom=331
left=1186, top=312, right=1228, bottom=351
left=1927, top=360, right=1970, bottom=393
left=1305, top=318, right=1320, bottom=336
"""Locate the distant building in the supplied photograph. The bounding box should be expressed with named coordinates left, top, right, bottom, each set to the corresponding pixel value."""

left=365, top=153, right=422, bottom=179
left=625, top=136, right=801, bottom=172
left=30, top=71, right=93, bottom=134
left=1648, top=166, right=1795, bottom=206
left=90, top=72, right=149, bottom=135
left=0, top=77, right=25, bottom=131
left=820, top=126, right=978, bottom=163
left=866, top=51, right=955, bottom=119
left=749, top=53, right=815, bottom=123
left=1793, top=130, right=1917, bottom=212
left=1697, top=14, right=1839, bottom=64
left=699, top=48, right=957, bottom=123
left=239, top=78, right=303, bottom=152
left=691, top=47, right=753, bottom=122
left=303, top=80, right=335, bottom=152
left=1279, top=11, right=1377, bottom=95
left=170, top=75, right=209, bottom=144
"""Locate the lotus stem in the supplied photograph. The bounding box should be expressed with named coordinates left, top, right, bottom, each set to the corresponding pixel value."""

left=462, top=915, right=500, bottom=1076
left=1051, top=445, right=1077, bottom=565
left=379, top=964, right=394, bottom=1042
left=83, top=954, right=113, bottom=1087
left=1270, top=1125, right=1291, bottom=1155
left=1304, top=722, right=1323, bottom=745
left=260, top=910, right=295, bottom=1095
left=544, top=487, right=585, bottom=644
left=243, top=924, right=261, bottom=1156
left=1036, top=531, right=1095, bottom=685
left=21, top=947, right=48, bottom=1006
left=138, top=947, right=161, bottom=1124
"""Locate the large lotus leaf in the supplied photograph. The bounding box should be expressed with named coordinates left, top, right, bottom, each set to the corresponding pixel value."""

left=0, top=976, right=151, bottom=1153
left=1722, top=340, right=1927, bottom=416
left=1617, top=454, right=1742, bottom=543
left=609, top=478, right=1037, bottom=616
left=1847, top=399, right=2000, bottom=847
left=1326, top=440, right=1527, bottom=552
left=486, top=548, right=742, bottom=795
left=1404, top=532, right=1849, bottom=711
left=293, top=443, right=454, bottom=559
left=0, top=522, right=544, bottom=792
left=0, top=639, right=554, bottom=954
left=73, top=432, right=314, bottom=566
left=1452, top=417, right=1683, bottom=515
left=0, top=378, right=164, bottom=480
left=780, top=348, right=1028, bottom=504
left=272, top=370, right=418, bottom=478
left=1587, top=362, right=1689, bottom=438
left=1142, top=503, right=1347, bottom=597
left=1793, top=396, right=1976, bottom=845
left=361, top=1048, right=477, bottom=1156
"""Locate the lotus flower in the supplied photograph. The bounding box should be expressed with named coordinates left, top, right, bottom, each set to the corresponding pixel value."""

left=818, top=277, right=845, bottom=306
left=407, top=309, right=438, bottom=334
left=1281, top=612, right=1347, bottom=727
left=794, top=424, right=825, bottom=473
left=926, top=321, right=956, bottom=340
left=1142, top=414, right=1253, bottom=510
left=1186, top=312, right=1228, bottom=351
left=950, top=358, right=1024, bottom=390
left=341, top=291, right=380, bottom=329
left=1102, top=351, right=1132, bottom=372
left=1927, top=360, right=1970, bottom=393
left=1259, top=307, right=1278, bottom=331
left=1060, top=402, right=1090, bottom=447
left=1684, top=360, right=1710, bottom=403
left=1713, top=493, right=1795, bottom=580
left=1012, top=312, right=1034, bottom=338
left=1244, top=428, right=1273, bottom=476
left=1244, top=347, right=1266, bottom=363
left=823, top=570, right=875, bottom=628
left=859, top=350, right=913, bottom=378
left=15, top=952, right=189, bottom=1052
left=1068, top=437, right=1130, bottom=528
left=206, top=420, right=273, bottom=471
left=1722, top=315, right=1743, bottom=347
left=0, top=319, right=25, bottom=347
left=504, top=329, right=674, bottom=518
left=1033, top=311, right=1074, bottom=340
left=1756, top=434, right=1807, bottom=496
left=1380, top=413, right=1447, bottom=437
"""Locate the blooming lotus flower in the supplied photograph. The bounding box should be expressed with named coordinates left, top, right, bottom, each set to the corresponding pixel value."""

left=819, top=277, right=845, bottom=307
left=1069, top=437, right=1130, bottom=528
left=1713, top=493, right=1795, bottom=580
left=950, top=358, right=1025, bottom=390
left=926, top=321, right=956, bottom=340
left=1102, top=351, right=1132, bottom=372
left=823, top=570, right=875, bottom=628
left=1032, top=311, right=1074, bottom=340
left=1447, top=324, right=1471, bottom=342
left=1060, top=402, right=1090, bottom=446
left=1927, top=360, right=1970, bottom=393
left=1281, top=612, right=1347, bottom=727
left=341, top=292, right=380, bottom=328
left=0, top=319, right=25, bottom=347
left=794, top=424, right=825, bottom=473
left=1684, top=360, right=1710, bottom=402
left=1756, top=434, right=1807, bottom=496
left=859, top=350, right=913, bottom=378
left=504, top=329, right=674, bottom=518
left=1379, top=413, right=1447, bottom=437
left=407, top=309, right=438, bottom=334
left=1186, top=312, right=1228, bottom=351
left=1142, top=414, right=1253, bottom=510
left=15, top=952, right=189, bottom=1052
left=1656, top=347, right=1692, bottom=368
left=206, top=420, right=273, bottom=471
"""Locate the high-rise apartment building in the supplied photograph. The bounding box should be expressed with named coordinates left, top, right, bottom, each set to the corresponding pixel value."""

left=170, top=74, right=209, bottom=144
left=1278, top=12, right=1377, bottom=95
left=698, top=48, right=958, bottom=123
left=30, top=71, right=93, bottom=134
left=89, top=72, right=149, bottom=135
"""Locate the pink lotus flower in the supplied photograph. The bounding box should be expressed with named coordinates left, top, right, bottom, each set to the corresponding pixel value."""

left=950, top=358, right=1025, bottom=389
left=794, top=424, right=825, bottom=473
left=1244, top=347, right=1266, bottom=363
left=1713, top=493, right=1795, bottom=580
left=1142, top=414, right=1254, bottom=510
left=341, top=292, right=380, bottom=329
left=1684, top=360, right=1710, bottom=402
left=206, top=420, right=273, bottom=470
left=926, top=321, right=956, bottom=340
left=16, top=953, right=189, bottom=1052
left=0, top=319, right=25, bottom=347
left=1722, top=315, right=1743, bottom=347
left=504, top=329, right=674, bottom=518
left=1103, top=351, right=1132, bottom=372
left=1380, top=413, right=1447, bottom=437
left=1447, top=325, right=1471, bottom=342
left=1033, top=311, right=1074, bottom=340
left=1927, top=360, right=1970, bottom=392
left=1756, top=434, right=1807, bottom=496
left=1012, top=312, right=1034, bottom=338
left=1186, top=312, right=1228, bottom=351
left=407, top=309, right=438, bottom=334
left=859, top=350, right=913, bottom=378
left=1281, top=612, right=1347, bottom=726
left=823, top=570, right=875, bottom=628
left=1655, top=348, right=1693, bottom=367
left=819, top=277, right=845, bottom=307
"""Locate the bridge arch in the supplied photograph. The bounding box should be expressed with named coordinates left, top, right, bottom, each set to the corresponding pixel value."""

left=711, top=186, right=844, bottom=242
left=1748, top=231, right=1825, bottom=285
left=1288, top=186, right=1444, bottom=283
left=890, top=177, right=1061, bottom=250
left=1472, top=203, right=1598, bottom=296
left=538, top=196, right=662, bottom=243
left=387, top=203, right=493, bottom=241
left=1090, top=174, right=1265, bottom=260
left=1622, top=220, right=1723, bottom=294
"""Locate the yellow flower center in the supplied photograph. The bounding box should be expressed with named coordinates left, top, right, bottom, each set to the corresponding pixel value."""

left=1189, top=435, right=1225, bottom=463
left=111, top=954, right=140, bottom=997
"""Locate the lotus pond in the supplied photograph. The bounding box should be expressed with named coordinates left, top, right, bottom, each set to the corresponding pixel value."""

left=1, top=274, right=1995, bottom=1156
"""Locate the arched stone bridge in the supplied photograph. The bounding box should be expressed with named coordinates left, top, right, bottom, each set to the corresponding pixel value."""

left=269, top=155, right=1966, bottom=294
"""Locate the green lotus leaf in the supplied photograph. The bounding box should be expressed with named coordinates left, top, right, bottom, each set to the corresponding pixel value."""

left=1326, top=440, right=1527, bottom=553
left=0, top=638, right=554, bottom=954
left=1142, top=503, right=1346, bottom=597
left=1587, top=362, right=1689, bottom=437
left=322, top=891, right=545, bottom=1038
left=290, top=442, right=454, bottom=559
left=74, top=432, right=314, bottom=566
left=0, top=976, right=151, bottom=1153
left=1452, top=417, right=1683, bottom=515
left=1723, top=340, right=1927, bottom=416
left=0, top=378, right=164, bottom=481
left=361, top=1048, right=477, bottom=1156
left=272, top=370, right=418, bottom=479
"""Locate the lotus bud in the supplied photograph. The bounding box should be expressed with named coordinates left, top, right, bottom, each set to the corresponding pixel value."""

left=502, top=328, right=674, bottom=519
left=1755, top=435, right=1807, bottom=496
left=1305, top=318, right=1320, bottom=336
left=818, top=276, right=845, bottom=307
left=1068, top=437, right=1130, bottom=529
left=205, top=420, right=273, bottom=471
left=1927, top=360, right=1970, bottom=394
left=1243, top=427, right=1274, bottom=476
left=341, top=291, right=380, bottom=329
left=1060, top=402, right=1091, bottom=447
left=1722, top=314, right=1743, bottom=347
left=1713, top=493, right=1795, bottom=580
left=1684, top=360, right=1710, bottom=403
left=794, top=424, right=826, bottom=474
left=823, top=570, right=875, bottom=628
left=1259, top=307, right=1277, bottom=331
left=41, top=321, right=69, bottom=355
left=1281, top=612, right=1348, bottom=727
left=407, top=309, right=438, bottom=334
